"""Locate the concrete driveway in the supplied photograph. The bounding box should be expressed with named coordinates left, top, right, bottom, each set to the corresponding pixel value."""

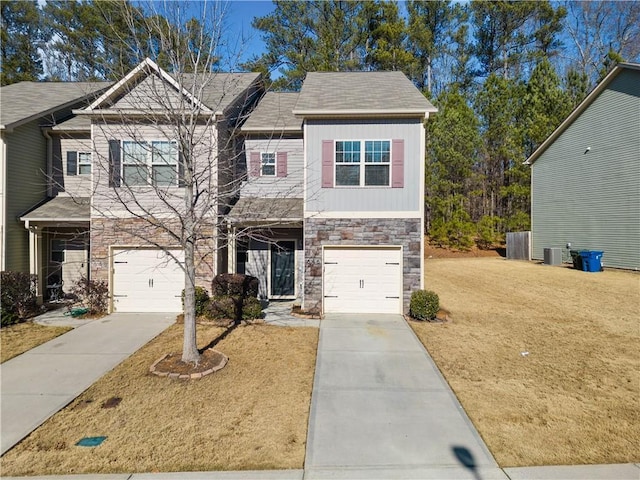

left=0, top=312, right=174, bottom=455
left=304, top=314, right=503, bottom=479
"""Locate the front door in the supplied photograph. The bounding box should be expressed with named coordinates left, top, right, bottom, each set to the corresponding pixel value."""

left=271, top=241, right=295, bottom=297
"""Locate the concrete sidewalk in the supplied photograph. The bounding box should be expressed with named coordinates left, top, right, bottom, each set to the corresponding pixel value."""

left=0, top=312, right=174, bottom=455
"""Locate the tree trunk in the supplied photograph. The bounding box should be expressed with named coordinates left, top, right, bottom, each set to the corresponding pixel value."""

left=181, top=158, right=200, bottom=364
left=182, top=237, right=200, bottom=364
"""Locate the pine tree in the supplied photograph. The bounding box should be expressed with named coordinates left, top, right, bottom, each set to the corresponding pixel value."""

left=522, top=58, right=571, bottom=156
left=426, top=86, right=481, bottom=248
left=364, top=1, right=415, bottom=73
left=1, top=0, right=46, bottom=85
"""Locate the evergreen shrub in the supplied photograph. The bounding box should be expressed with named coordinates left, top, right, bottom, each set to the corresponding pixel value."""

left=181, top=286, right=210, bottom=316
left=410, top=289, right=440, bottom=321
left=1, top=271, right=38, bottom=326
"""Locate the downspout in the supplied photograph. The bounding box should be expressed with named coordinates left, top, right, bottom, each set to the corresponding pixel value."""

left=42, top=128, right=53, bottom=197
left=0, top=131, right=7, bottom=271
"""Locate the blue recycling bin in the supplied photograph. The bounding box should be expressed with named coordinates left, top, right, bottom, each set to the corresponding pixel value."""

left=579, top=250, right=604, bottom=272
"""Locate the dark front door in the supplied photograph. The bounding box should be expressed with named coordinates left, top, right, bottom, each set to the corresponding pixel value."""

left=271, top=241, right=295, bottom=297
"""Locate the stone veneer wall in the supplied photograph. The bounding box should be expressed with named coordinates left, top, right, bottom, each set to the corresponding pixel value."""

left=90, top=217, right=216, bottom=290
left=303, top=218, right=422, bottom=314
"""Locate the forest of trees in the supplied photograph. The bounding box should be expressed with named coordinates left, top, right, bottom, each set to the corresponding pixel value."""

left=2, top=0, right=639, bottom=249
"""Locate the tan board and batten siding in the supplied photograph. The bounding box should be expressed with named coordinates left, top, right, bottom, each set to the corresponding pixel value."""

left=3, top=121, right=47, bottom=271
left=531, top=68, right=640, bottom=270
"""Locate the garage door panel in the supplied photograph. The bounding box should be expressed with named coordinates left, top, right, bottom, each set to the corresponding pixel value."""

left=323, top=247, right=402, bottom=314
left=113, top=249, right=184, bottom=313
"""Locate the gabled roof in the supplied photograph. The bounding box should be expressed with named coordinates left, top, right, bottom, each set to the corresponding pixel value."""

left=242, top=92, right=301, bottom=133
left=80, top=57, right=261, bottom=116
left=525, top=62, right=640, bottom=166
left=293, top=71, right=437, bottom=118
left=0, top=81, right=111, bottom=131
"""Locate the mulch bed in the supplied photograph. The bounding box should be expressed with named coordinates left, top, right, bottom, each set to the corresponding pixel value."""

left=150, top=348, right=228, bottom=380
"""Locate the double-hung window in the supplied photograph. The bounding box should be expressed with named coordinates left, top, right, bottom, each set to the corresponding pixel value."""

left=261, top=152, right=276, bottom=176
left=335, top=140, right=390, bottom=186
left=122, top=140, right=178, bottom=186
left=78, top=152, right=92, bottom=175
left=151, top=141, right=178, bottom=186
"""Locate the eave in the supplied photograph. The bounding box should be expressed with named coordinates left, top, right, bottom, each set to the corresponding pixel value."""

left=525, top=62, right=640, bottom=166
left=292, top=108, right=437, bottom=119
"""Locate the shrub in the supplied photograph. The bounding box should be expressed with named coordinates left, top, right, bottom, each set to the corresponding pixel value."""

left=181, top=286, right=210, bottom=316
left=211, top=273, right=259, bottom=298
left=1, top=271, right=37, bottom=326
left=206, top=295, right=263, bottom=322
left=242, top=297, right=263, bottom=321
left=410, top=289, right=440, bottom=321
left=70, top=277, right=109, bottom=315
left=207, top=296, right=236, bottom=321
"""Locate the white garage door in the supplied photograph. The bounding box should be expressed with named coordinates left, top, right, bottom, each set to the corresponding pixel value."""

left=323, top=247, right=402, bottom=314
left=112, top=248, right=184, bottom=312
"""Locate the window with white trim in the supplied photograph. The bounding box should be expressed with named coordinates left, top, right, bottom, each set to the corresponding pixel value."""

left=261, top=152, right=276, bottom=176
left=335, top=140, right=390, bottom=186
left=78, top=152, right=92, bottom=175
left=122, top=140, right=178, bottom=186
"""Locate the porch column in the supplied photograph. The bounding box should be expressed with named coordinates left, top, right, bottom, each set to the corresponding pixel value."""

left=227, top=224, right=236, bottom=274
left=28, top=225, right=44, bottom=304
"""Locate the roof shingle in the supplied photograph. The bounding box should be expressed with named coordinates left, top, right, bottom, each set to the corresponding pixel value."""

left=293, top=71, right=436, bottom=116
left=0, top=82, right=111, bottom=130
left=242, top=92, right=301, bottom=132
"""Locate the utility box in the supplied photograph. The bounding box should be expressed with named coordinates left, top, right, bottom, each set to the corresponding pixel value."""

left=543, top=247, right=562, bottom=266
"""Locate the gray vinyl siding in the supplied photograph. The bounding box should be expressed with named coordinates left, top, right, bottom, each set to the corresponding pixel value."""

left=4, top=120, right=47, bottom=272
left=531, top=69, right=640, bottom=270
left=241, top=137, right=304, bottom=198
left=51, top=134, right=93, bottom=197
left=304, top=118, right=423, bottom=213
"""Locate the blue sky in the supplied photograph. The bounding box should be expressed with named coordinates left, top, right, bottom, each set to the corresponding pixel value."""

left=218, top=1, right=276, bottom=66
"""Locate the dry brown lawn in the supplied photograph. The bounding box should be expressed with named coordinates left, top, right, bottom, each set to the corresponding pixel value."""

left=0, top=323, right=318, bottom=476
left=411, top=258, right=640, bottom=467
left=1, top=322, right=72, bottom=363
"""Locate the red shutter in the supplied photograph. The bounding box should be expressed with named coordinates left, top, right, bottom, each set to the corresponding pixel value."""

left=277, top=152, right=287, bottom=177
left=249, top=152, right=260, bottom=177
left=391, top=139, right=404, bottom=188
left=322, top=140, right=334, bottom=188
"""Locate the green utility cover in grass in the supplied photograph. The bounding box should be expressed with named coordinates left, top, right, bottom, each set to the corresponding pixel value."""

left=76, top=436, right=106, bottom=447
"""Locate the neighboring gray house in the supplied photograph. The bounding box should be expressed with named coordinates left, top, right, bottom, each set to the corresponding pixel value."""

left=230, top=72, right=437, bottom=314
left=0, top=81, right=110, bottom=287
left=525, top=63, right=640, bottom=270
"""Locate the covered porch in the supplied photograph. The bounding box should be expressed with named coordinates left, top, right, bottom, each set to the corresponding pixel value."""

left=227, top=197, right=303, bottom=301
left=20, top=196, right=90, bottom=303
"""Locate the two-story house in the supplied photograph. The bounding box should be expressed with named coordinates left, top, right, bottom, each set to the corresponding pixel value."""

left=18, top=59, right=262, bottom=310
left=12, top=59, right=435, bottom=315
left=230, top=72, right=436, bottom=314
left=0, top=82, right=111, bottom=292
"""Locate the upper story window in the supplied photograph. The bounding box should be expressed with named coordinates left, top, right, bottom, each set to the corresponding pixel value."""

left=78, top=152, right=92, bottom=175
left=67, top=151, right=91, bottom=176
left=261, top=152, right=276, bottom=176
left=335, top=140, right=390, bottom=186
left=122, top=140, right=178, bottom=187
